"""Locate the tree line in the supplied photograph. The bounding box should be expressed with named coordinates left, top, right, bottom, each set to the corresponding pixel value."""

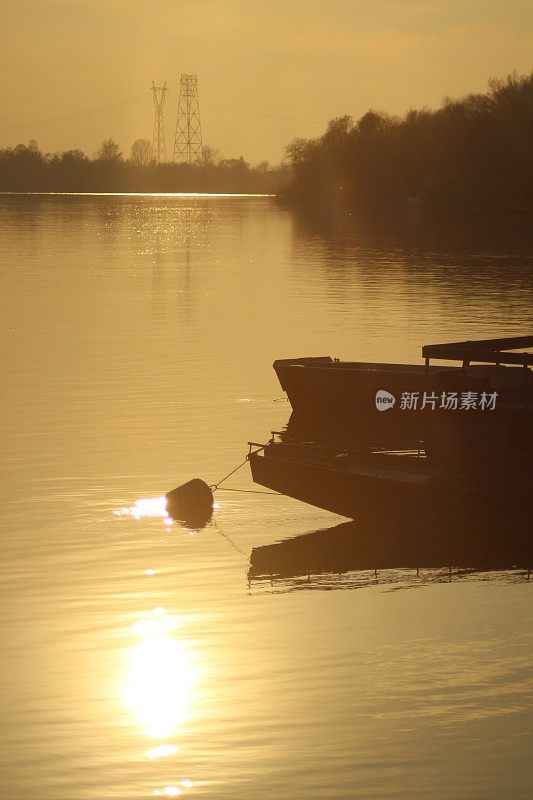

left=1, top=72, right=531, bottom=209
left=283, top=72, right=533, bottom=212
left=0, top=138, right=288, bottom=194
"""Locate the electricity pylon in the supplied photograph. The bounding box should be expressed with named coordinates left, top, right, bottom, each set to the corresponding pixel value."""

left=151, top=82, right=168, bottom=163
left=173, top=74, right=202, bottom=164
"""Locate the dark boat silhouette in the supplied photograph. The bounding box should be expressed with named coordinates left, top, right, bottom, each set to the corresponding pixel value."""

left=250, top=337, right=533, bottom=530
left=273, top=336, right=532, bottom=451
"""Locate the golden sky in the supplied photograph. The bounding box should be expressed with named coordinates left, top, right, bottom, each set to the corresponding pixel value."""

left=1, top=0, right=532, bottom=164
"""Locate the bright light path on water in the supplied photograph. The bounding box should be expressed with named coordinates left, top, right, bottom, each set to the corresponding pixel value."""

left=124, top=608, right=197, bottom=740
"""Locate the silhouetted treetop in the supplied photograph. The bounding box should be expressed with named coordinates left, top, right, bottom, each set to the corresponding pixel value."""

left=284, top=72, right=533, bottom=212
left=96, top=138, right=122, bottom=162
left=130, top=139, right=154, bottom=167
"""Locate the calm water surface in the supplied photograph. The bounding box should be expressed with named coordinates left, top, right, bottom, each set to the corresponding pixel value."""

left=1, top=194, right=532, bottom=800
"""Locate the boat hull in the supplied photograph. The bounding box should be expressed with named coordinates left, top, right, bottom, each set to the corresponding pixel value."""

left=249, top=444, right=532, bottom=532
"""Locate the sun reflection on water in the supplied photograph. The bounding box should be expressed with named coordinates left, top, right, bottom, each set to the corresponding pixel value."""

left=146, top=743, right=179, bottom=760
left=114, top=494, right=217, bottom=532
left=152, top=781, right=194, bottom=796
left=124, top=608, right=197, bottom=740
left=114, top=496, right=174, bottom=526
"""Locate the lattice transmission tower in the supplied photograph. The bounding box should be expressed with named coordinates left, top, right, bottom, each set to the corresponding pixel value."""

left=173, top=74, right=202, bottom=164
left=151, top=81, right=168, bottom=163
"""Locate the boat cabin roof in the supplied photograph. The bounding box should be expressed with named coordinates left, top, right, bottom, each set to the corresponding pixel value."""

left=422, top=335, right=533, bottom=367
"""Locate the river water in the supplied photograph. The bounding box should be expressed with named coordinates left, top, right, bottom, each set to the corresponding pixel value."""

left=1, top=194, right=532, bottom=800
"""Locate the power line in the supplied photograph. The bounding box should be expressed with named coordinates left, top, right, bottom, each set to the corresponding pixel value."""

left=203, top=98, right=324, bottom=126
left=0, top=92, right=149, bottom=135
left=202, top=85, right=334, bottom=121
left=2, top=88, right=144, bottom=124
left=0, top=83, right=330, bottom=148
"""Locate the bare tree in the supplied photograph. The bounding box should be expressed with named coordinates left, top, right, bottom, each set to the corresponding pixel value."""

left=96, top=138, right=122, bottom=162
left=197, top=145, right=220, bottom=169
left=130, top=139, right=154, bottom=167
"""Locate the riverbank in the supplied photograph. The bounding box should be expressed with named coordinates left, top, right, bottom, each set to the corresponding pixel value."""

left=282, top=72, right=533, bottom=215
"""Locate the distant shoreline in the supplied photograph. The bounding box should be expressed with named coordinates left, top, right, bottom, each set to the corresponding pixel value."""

left=0, top=191, right=275, bottom=198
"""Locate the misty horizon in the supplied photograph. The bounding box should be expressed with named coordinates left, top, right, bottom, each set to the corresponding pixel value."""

left=2, top=0, right=532, bottom=162
left=1, top=68, right=530, bottom=171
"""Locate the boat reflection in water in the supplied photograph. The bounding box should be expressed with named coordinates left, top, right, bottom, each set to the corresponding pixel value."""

left=248, top=519, right=531, bottom=592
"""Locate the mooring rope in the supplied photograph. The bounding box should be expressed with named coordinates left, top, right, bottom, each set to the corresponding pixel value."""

left=212, top=519, right=250, bottom=559
left=209, top=451, right=281, bottom=496
left=215, top=487, right=281, bottom=496
left=206, top=450, right=283, bottom=562
left=209, top=457, right=250, bottom=491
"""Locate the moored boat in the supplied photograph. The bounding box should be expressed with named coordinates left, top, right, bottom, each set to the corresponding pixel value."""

left=275, top=337, right=533, bottom=412
left=274, top=336, right=533, bottom=453
left=249, top=435, right=532, bottom=530
left=249, top=336, right=533, bottom=529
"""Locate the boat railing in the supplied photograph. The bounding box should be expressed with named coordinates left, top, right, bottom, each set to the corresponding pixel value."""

left=261, top=430, right=532, bottom=468
left=249, top=434, right=532, bottom=491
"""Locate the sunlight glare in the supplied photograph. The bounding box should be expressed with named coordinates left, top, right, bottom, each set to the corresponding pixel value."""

left=124, top=608, right=197, bottom=739
left=114, top=496, right=174, bottom=526
left=146, top=744, right=178, bottom=760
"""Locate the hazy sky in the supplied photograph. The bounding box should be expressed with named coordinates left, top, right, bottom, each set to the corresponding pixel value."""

left=1, top=0, right=532, bottom=163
